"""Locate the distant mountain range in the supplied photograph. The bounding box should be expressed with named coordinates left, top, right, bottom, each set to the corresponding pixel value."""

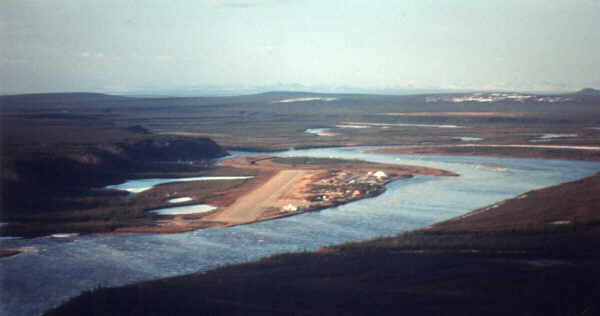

left=571, top=88, right=600, bottom=95
left=117, top=83, right=595, bottom=98
left=122, top=85, right=463, bottom=97
left=2, top=88, right=598, bottom=99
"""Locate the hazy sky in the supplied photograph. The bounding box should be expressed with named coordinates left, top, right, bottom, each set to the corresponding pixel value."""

left=1, top=0, right=599, bottom=94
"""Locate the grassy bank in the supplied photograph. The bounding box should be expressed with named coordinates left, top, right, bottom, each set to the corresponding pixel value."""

left=0, top=175, right=254, bottom=237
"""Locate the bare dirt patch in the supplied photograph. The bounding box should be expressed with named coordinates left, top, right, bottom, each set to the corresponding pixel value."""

left=205, top=170, right=309, bottom=225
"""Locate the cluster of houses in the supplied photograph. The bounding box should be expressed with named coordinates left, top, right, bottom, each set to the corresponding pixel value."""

left=323, top=170, right=388, bottom=185
left=277, top=170, right=391, bottom=214
left=305, top=170, right=389, bottom=203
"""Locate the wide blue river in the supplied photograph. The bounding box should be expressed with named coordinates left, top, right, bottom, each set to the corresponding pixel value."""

left=1, top=147, right=599, bottom=316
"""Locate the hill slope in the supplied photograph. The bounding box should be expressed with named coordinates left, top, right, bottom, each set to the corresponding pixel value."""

left=572, top=88, right=600, bottom=95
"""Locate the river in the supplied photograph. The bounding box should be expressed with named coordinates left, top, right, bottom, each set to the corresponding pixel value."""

left=1, top=147, right=599, bottom=316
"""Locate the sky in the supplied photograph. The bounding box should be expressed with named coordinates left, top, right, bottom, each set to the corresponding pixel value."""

left=1, top=0, right=599, bottom=95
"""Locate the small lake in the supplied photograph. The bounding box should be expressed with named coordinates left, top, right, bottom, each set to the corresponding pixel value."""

left=305, top=128, right=334, bottom=137
left=1, top=147, right=599, bottom=316
left=105, top=176, right=253, bottom=193
left=345, top=122, right=464, bottom=128
left=150, top=204, right=217, bottom=215
left=453, top=136, right=483, bottom=142
left=167, top=197, right=194, bottom=203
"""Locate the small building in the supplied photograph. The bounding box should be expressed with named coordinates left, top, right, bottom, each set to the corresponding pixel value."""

left=283, top=204, right=298, bottom=212
left=352, top=190, right=361, bottom=196
left=374, top=171, right=388, bottom=178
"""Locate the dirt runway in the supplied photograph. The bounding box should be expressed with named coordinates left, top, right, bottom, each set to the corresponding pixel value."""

left=207, top=170, right=308, bottom=225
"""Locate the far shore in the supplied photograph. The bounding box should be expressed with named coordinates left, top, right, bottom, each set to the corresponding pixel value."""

left=363, top=144, right=600, bottom=161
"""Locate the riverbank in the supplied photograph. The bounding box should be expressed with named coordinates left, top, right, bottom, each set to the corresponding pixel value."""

left=0, top=154, right=456, bottom=238
left=363, top=144, right=600, bottom=161
left=45, top=172, right=600, bottom=316
left=0, top=249, right=20, bottom=258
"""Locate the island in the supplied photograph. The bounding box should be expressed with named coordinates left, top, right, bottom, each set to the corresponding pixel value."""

left=113, top=155, right=457, bottom=234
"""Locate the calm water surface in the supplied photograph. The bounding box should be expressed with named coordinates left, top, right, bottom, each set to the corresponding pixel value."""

left=106, top=176, right=253, bottom=193
left=1, top=147, right=599, bottom=316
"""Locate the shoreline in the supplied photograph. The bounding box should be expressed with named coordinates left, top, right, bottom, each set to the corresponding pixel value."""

left=0, top=153, right=457, bottom=239
left=362, top=144, right=600, bottom=161
left=112, top=155, right=457, bottom=234
left=0, top=147, right=594, bottom=240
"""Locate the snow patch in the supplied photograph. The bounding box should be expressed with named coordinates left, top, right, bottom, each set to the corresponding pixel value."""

left=305, top=128, right=335, bottom=137
left=425, top=93, right=571, bottom=104
left=273, top=97, right=338, bottom=103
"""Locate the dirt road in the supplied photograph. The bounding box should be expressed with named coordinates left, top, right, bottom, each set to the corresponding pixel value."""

left=207, top=170, right=308, bottom=225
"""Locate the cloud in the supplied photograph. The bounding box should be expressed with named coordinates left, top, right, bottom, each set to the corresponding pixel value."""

left=205, top=0, right=257, bottom=8
left=80, top=52, right=123, bottom=60
left=1, top=58, right=27, bottom=64
left=80, top=52, right=106, bottom=58
left=205, top=0, right=287, bottom=8
left=154, top=55, right=175, bottom=61
left=79, top=52, right=174, bottom=61
left=102, top=85, right=130, bottom=93
left=248, top=45, right=280, bottom=53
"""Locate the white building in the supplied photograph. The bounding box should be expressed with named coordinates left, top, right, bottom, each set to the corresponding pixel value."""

left=374, top=171, right=388, bottom=178
left=283, top=204, right=298, bottom=212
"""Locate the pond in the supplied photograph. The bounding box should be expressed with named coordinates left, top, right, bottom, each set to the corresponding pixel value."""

left=149, top=204, right=217, bottom=215
left=105, top=176, right=253, bottom=193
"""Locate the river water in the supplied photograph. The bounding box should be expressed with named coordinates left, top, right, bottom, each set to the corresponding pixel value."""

left=1, top=147, right=599, bottom=316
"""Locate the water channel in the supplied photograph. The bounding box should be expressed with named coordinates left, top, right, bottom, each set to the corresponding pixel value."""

left=1, top=147, right=599, bottom=316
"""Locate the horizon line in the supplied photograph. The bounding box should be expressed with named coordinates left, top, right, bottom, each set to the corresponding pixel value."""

left=2, top=87, right=596, bottom=98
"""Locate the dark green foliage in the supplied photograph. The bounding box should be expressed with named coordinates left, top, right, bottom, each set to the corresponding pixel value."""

left=120, top=137, right=227, bottom=162
left=0, top=98, right=231, bottom=236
